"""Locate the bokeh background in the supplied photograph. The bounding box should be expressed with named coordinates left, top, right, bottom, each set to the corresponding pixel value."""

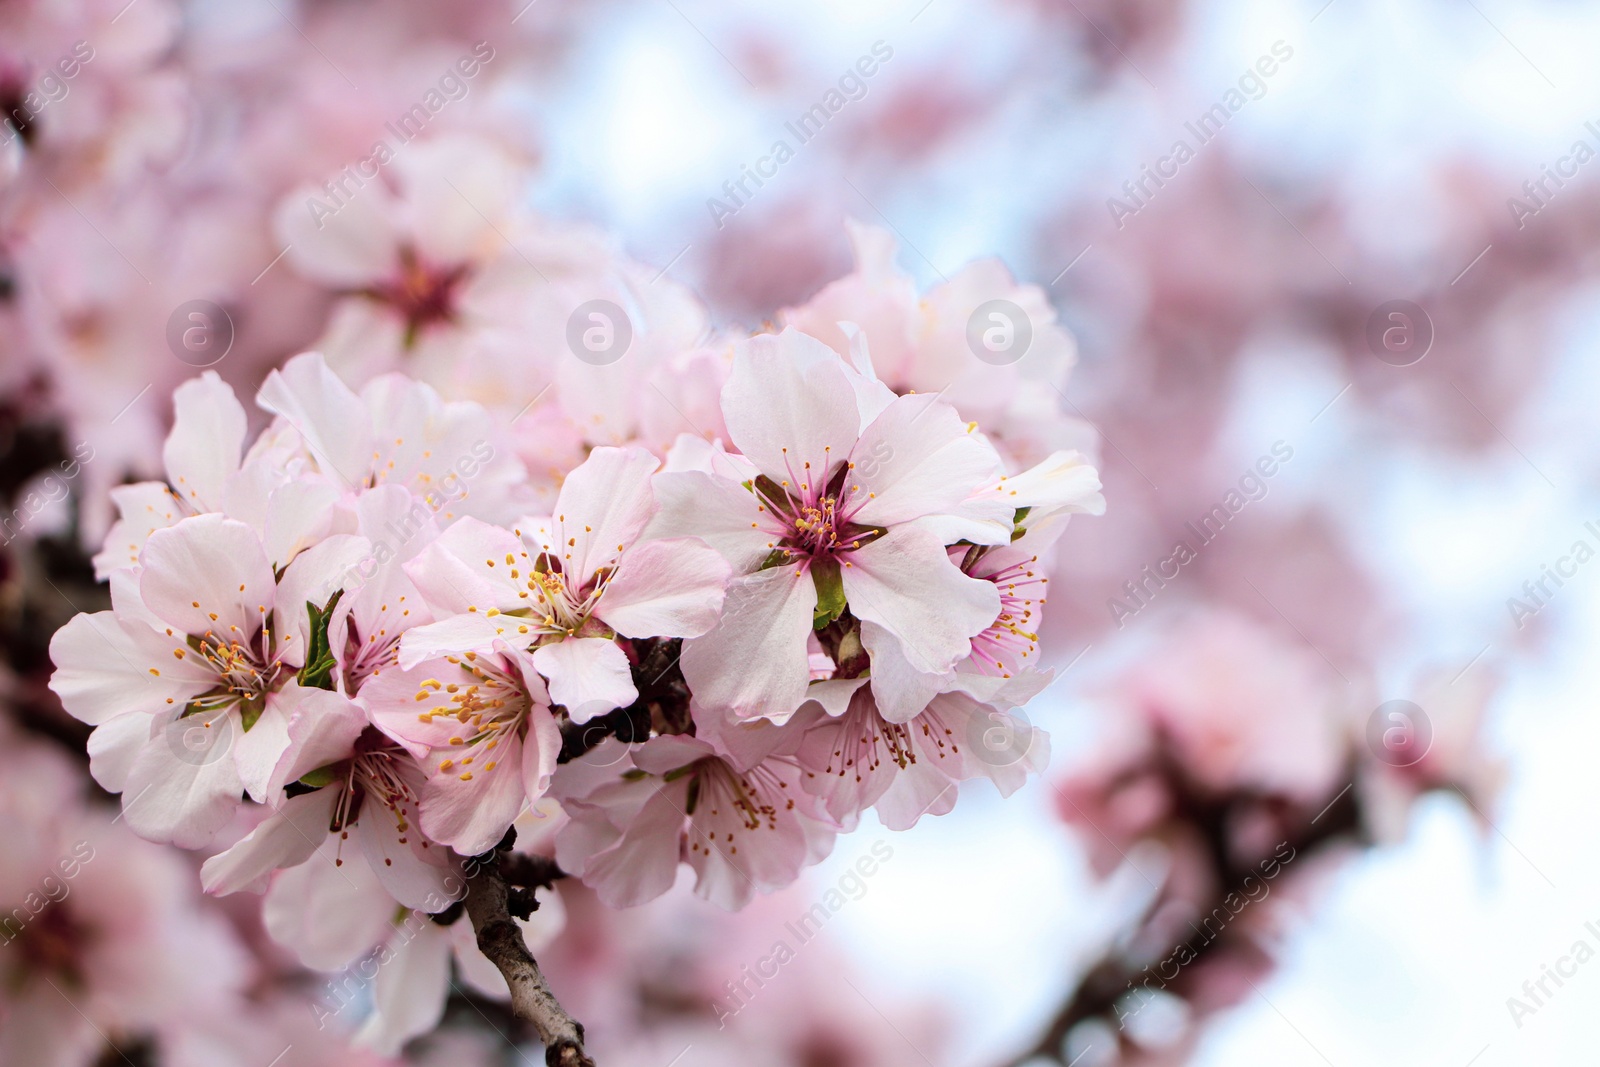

left=4, top=0, right=1599, bottom=1064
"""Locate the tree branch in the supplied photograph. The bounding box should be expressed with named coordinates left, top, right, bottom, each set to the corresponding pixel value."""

left=464, top=846, right=594, bottom=1067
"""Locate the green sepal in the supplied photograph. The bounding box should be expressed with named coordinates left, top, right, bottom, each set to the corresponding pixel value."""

left=753, top=474, right=790, bottom=508
left=811, top=557, right=846, bottom=630
left=1011, top=505, right=1033, bottom=543
left=296, top=589, right=345, bottom=691
left=239, top=693, right=265, bottom=732
left=298, top=763, right=343, bottom=789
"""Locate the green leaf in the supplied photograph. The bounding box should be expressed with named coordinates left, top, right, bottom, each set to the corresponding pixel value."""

left=811, top=558, right=846, bottom=630
left=239, top=693, right=265, bottom=732
left=757, top=548, right=791, bottom=571
left=298, top=763, right=343, bottom=788
left=296, top=589, right=345, bottom=691
left=1011, top=505, right=1033, bottom=543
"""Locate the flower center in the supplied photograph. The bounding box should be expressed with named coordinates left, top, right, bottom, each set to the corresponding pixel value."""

left=182, top=620, right=285, bottom=715
left=753, top=453, right=883, bottom=568
left=684, top=756, right=799, bottom=857
left=967, top=553, right=1045, bottom=679
left=370, top=246, right=469, bottom=345
left=502, top=524, right=624, bottom=641
left=10, top=902, right=85, bottom=981
left=414, top=654, right=533, bottom=785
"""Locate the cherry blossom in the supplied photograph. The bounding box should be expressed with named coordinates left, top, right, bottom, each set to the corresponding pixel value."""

left=362, top=646, right=563, bottom=856
left=656, top=328, right=1014, bottom=722
left=49, top=514, right=356, bottom=845
left=552, top=736, right=837, bottom=910
left=399, top=445, right=729, bottom=722
left=795, top=671, right=1053, bottom=830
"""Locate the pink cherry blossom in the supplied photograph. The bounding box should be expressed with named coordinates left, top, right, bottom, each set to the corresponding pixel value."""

left=399, top=445, right=729, bottom=722
left=782, top=220, right=1094, bottom=468
left=795, top=671, right=1052, bottom=830
left=201, top=708, right=461, bottom=911
left=255, top=350, right=531, bottom=525
left=362, top=647, right=563, bottom=856
left=553, top=735, right=837, bottom=910
left=656, top=328, right=1013, bottom=722
left=50, top=514, right=358, bottom=845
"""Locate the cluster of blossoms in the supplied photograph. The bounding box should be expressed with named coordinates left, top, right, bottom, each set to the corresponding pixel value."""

left=47, top=226, right=1101, bottom=1051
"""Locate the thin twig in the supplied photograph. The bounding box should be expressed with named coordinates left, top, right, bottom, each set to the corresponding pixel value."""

left=464, top=843, right=594, bottom=1067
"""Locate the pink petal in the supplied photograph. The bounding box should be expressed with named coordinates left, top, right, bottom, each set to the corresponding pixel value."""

left=122, top=712, right=247, bottom=848
left=48, top=611, right=210, bottom=725
left=255, top=352, right=374, bottom=489
left=200, top=789, right=337, bottom=895
left=92, top=482, right=185, bottom=579
left=579, top=779, right=691, bottom=909
left=532, top=636, right=637, bottom=724
left=420, top=732, right=529, bottom=856
left=550, top=445, right=661, bottom=581
left=721, top=329, right=863, bottom=483
left=646, top=470, right=774, bottom=572
left=263, top=835, right=393, bottom=970
left=849, top=391, right=1008, bottom=533
left=397, top=613, right=505, bottom=668
left=680, top=565, right=816, bottom=722
left=266, top=684, right=368, bottom=797
left=138, top=515, right=276, bottom=640
left=274, top=180, right=402, bottom=288
left=596, top=537, right=730, bottom=639
left=162, top=371, right=246, bottom=514
left=357, top=789, right=459, bottom=911
left=402, top=516, right=528, bottom=614
left=355, top=922, right=451, bottom=1055
left=842, top=523, right=1000, bottom=675
left=520, top=702, right=564, bottom=802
